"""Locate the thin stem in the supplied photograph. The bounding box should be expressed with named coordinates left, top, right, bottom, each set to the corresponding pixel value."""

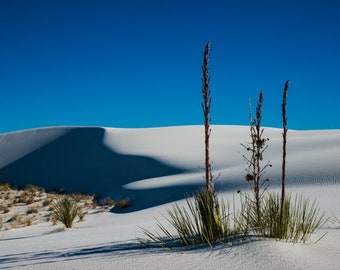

left=280, top=80, right=289, bottom=234
left=201, top=41, right=212, bottom=192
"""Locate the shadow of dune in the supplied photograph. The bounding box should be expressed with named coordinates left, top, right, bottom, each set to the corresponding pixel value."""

left=111, top=179, right=246, bottom=213
left=0, top=127, right=188, bottom=210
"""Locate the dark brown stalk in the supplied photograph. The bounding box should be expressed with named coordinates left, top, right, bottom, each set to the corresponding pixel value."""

left=280, top=80, right=289, bottom=223
left=242, top=90, right=270, bottom=225
left=254, top=91, right=264, bottom=220
left=201, top=42, right=212, bottom=192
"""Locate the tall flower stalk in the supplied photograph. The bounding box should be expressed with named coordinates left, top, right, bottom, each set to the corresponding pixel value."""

left=280, top=80, right=290, bottom=227
left=201, top=41, right=213, bottom=192
left=241, top=91, right=271, bottom=224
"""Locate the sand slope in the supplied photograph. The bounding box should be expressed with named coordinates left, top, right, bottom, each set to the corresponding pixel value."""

left=0, top=125, right=340, bottom=269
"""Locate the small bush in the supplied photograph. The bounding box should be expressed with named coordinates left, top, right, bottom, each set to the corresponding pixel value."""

left=26, top=205, right=39, bottom=215
left=51, top=196, right=81, bottom=228
left=24, top=184, right=44, bottom=193
left=98, top=197, right=116, bottom=208
left=0, top=183, right=11, bottom=191
left=241, top=192, right=327, bottom=243
left=117, top=198, right=131, bottom=210
left=42, top=198, right=52, bottom=207
left=10, top=214, right=21, bottom=229
left=23, top=217, right=32, bottom=226
left=140, top=189, right=238, bottom=248
left=0, top=204, right=10, bottom=213
left=78, top=210, right=87, bottom=222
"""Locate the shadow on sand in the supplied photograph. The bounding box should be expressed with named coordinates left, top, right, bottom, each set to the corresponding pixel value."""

left=0, top=127, right=246, bottom=212
left=0, top=127, right=191, bottom=210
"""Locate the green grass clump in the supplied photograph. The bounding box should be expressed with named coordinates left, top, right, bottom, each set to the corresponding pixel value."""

left=116, top=198, right=131, bottom=210
left=140, top=191, right=327, bottom=248
left=241, top=192, right=327, bottom=243
left=51, top=196, right=82, bottom=228
left=139, top=189, right=239, bottom=248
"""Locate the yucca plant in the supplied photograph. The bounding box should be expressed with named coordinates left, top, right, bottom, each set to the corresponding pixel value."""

left=244, top=192, right=327, bottom=243
left=51, top=195, right=82, bottom=228
left=330, top=215, right=340, bottom=229
left=191, top=189, right=228, bottom=244
left=241, top=91, right=271, bottom=226
left=260, top=192, right=290, bottom=239
left=139, top=189, right=234, bottom=248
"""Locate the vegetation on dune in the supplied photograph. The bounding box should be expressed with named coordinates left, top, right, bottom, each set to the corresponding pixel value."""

left=51, top=195, right=82, bottom=228
left=241, top=90, right=271, bottom=228
left=140, top=42, right=327, bottom=248
left=0, top=42, right=330, bottom=245
left=0, top=184, right=117, bottom=231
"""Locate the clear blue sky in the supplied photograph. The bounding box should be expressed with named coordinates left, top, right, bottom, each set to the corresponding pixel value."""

left=1, top=0, right=339, bottom=133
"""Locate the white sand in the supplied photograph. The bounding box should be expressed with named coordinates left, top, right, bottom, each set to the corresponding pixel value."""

left=0, top=125, right=339, bottom=269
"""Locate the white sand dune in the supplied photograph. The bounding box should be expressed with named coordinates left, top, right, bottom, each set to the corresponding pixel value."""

left=0, top=125, right=340, bottom=269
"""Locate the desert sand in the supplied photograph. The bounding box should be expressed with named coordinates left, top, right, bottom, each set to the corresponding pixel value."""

left=0, top=125, right=339, bottom=269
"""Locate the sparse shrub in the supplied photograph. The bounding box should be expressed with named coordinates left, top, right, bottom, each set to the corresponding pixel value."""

left=51, top=196, right=81, bottom=228
left=140, top=189, right=239, bottom=248
left=4, top=192, right=11, bottom=200
left=117, top=198, right=131, bottom=210
left=11, top=220, right=18, bottom=229
left=78, top=211, right=87, bottom=222
left=51, top=216, right=58, bottom=226
left=0, top=183, right=11, bottom=191
left=24, top=184, right=44, bottom=193
left=98, top=197, right=116, bottom=208
left=16, top=191, right=35, bottom=205
left=23, top=217, right=32, bottom=226
left=26, top=205, right=39, bottom=215
left=0, top=216, right=3, bottom=230
left=42, top=198, right=52, bottom=207
left=0, top=204, right=10, bottom=213
left=249, top=193, right=326, bottom=243
left=10, top=214, right=21, bottom=229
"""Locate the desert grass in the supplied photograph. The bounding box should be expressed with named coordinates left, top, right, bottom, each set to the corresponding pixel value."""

left=116, top=198, right=131, bottom=210
left=139, top=189, right=243, bottom=248
left=0, top=183, right=11, bottom=191
left=51, top=195, right=82, bottom=228
left=0, top=184, right=99, bottom=231
left=141, top=190, right=327, bottom=248
left=329, top=215, right=340, bottom=229
left=240, top=192, right=327, bottom=243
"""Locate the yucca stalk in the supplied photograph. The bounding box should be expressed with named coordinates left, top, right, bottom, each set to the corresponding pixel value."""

left=201, top=41, right=213, bottom=192
left=241, top=91, right=271, bottom=226
left=280, top=80, right=289, bottom=233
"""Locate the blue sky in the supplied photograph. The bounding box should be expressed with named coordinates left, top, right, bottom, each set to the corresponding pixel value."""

left=1, top=0, right=339, bottom=133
